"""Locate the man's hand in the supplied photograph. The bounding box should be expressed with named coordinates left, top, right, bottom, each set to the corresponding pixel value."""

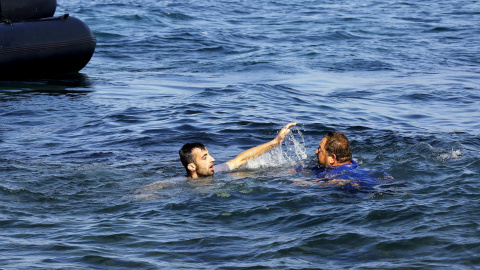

left=274, top=122, right=297, bottom=144
left=227, top=122, right=298, bottom=170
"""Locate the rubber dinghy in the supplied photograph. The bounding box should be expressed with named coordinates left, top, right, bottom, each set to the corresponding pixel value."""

left=0, top=0, right=56, bottom=21
left=0, top=0, right=96, bottom=78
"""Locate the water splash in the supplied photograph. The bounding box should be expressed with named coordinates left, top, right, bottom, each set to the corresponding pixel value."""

left=396, top=141, right=463, bottom=162
left=438, top=148, right=463, bottom=161
left=245, top=126, right=307, bottom=170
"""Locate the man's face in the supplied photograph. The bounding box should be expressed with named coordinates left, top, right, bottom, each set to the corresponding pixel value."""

left=315, top=137, right=329, bottom=166
left=191, top=147, right=215, bottom=177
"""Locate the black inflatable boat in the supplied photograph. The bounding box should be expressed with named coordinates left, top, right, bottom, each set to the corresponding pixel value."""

left=1, top=0, right=56, bottom=21
left=0, top=0, right=96, bottom=78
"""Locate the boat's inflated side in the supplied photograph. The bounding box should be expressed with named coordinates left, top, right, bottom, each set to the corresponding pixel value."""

left=0, top=14, right=96, bottom=77
left=0, top=0, right=56, bottom=22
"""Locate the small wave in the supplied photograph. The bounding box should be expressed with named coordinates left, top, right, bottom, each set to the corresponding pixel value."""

left=161, top=12, right=195, bottom=21
left=330, top=59, right=394, bottom=72
left=324, top=31, right=365, bottom=40
left=424, top=26, right=460, bottom=33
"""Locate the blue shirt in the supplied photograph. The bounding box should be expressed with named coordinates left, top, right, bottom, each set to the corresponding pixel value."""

left=296, top=160, right=388, bottom=190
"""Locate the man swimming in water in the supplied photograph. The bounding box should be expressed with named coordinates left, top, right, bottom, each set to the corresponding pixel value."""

left=296, top=131, right=390, bottom=189
left=135, top=123, right=296, bottom=200
left=179, top=122, right=297, bottom=178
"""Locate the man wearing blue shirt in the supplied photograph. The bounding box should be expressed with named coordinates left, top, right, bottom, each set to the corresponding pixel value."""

left=298, top=131, right=388, bottom=190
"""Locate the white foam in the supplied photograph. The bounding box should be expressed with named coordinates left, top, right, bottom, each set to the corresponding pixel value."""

left=439, top=149, right=462, bottom=161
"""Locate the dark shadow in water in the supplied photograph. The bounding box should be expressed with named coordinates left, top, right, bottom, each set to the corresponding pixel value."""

left=0, top=72, right=94, bottom=95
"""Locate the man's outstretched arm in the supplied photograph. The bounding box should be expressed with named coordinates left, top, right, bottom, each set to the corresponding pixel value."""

left=226, top=122, right=297, bottom=171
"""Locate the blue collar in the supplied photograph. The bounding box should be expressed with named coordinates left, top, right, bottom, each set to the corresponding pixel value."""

left=327, top=159, right=358, bottom=173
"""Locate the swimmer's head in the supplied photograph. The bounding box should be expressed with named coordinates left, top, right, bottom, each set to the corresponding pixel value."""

left=179, top=142, right=215, bottom=178
left=316, top=131, right=352, bottom=167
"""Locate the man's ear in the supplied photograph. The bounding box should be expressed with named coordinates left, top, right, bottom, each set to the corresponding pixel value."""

left=328, top=154, right=337, bottom=166
left=187, top=163, right=196, bottom=172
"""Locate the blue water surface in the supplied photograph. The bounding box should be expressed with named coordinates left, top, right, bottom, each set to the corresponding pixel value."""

left=1, top=0, right=480, bottom=269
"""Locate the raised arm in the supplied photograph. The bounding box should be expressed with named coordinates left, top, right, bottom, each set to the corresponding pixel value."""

left=226, top=122, right=297, bottom=170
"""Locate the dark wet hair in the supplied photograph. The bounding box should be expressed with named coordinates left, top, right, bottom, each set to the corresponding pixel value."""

left=179, top=142, right=206, bottom=169
left=324, top=131, right=352, bottom=163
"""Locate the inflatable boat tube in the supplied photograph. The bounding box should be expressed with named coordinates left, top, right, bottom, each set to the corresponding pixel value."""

left=0, top=0, right=56, bottom=22
left=0, top=14, right=96, bottom=78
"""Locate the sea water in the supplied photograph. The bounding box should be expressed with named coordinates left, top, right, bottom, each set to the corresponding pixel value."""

left=1, top=0, right=479, bottom=269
